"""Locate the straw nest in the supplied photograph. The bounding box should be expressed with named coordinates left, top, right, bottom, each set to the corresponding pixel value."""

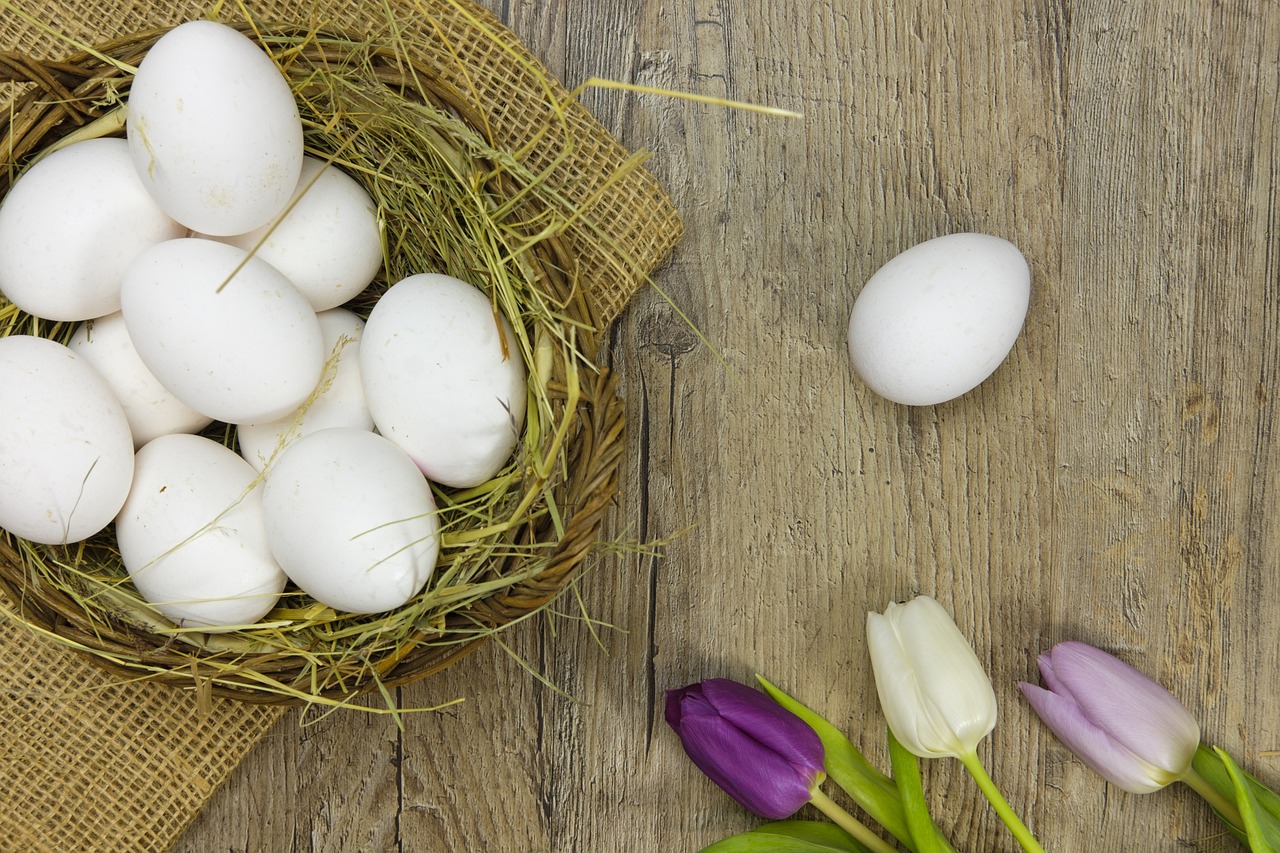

left=0, top=18, right=631, bottom=709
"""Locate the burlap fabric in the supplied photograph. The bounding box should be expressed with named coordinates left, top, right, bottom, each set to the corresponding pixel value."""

left=0, top=1, right=681, bottom=850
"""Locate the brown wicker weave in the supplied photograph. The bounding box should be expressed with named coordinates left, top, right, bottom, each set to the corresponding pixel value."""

left=0, top=20, right=644, bottom=705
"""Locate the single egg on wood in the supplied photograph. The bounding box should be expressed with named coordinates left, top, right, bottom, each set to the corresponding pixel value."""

left=847, top=232, right=1031, bottom=406
left=115, top=433, right=287, bottom=630
left=262, top=427, right=440, bottom=615
left=0, top=336, right=135, bottom=544
left=125, top=20, right=303, bottom=236
left=360, top=273, right=528, bottom=489
left=0, top=138, right=185, bottom=321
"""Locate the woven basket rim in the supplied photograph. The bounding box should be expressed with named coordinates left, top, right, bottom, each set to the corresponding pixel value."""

left=0, top=19, right=628, bottom=706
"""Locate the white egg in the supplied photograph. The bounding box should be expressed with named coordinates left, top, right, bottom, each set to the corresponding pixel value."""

left=115, top=433, right=286, bottom=630
left=120, top=238, right=325, bottom=424
left=69, top=312, right=213, bottom=448
left=0, top=336, right=134, bottom=544
left=237, top=308, right=373, bottom=471
left=208, top=157, right=383, bottom=310
left=262, top=428, right=440, bottom=615
left=0, top=138, right=185, bottom=321
left=125, top=20, right=303, bottom=236
left=361, top=274, right=527, bottom=488
left=847, top=233, right=1031, bottom=406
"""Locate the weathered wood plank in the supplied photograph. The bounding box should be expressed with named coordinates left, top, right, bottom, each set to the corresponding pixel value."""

left=1044, top=1, right=1280, bottom=848
left=173, top=1, right=1280, bottom=851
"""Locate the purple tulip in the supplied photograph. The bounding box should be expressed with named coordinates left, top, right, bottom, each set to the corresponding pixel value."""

left=665, top=678, right=826, bottom=819
left=1019, top=641, right=1201, bottom=794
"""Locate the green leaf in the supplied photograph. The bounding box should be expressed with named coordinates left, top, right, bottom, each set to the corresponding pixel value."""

left=1232, top=758, right=1280, bottom=827
left=1192, top=745, right=1249, bottom=844
left=757, top=675, right=915, bottom=851
left=887, top=729, right=960, bottom=853
left=1193, top=744, right=1280, bottom=847
left=1193, top=744, right=1237, bottom=797
left=698, top=820, right=875, bottom=853
left=1216, top=748, right=1280, bottom=853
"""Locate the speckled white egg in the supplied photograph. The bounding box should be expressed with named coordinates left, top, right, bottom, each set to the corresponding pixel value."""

left=237, top=308, right=373, bottom=471
left=0, top=336, right=135, bottom=544
left=262, top=428, right=439, bottom=615
left=120, top=238, right=325, bottom=424
left=115, top=433, right=286, bottom=630
left=847, top=233, right=1031, bottom=406
left=361, top=274, right=527, bottom=488
left=69, top=312, right=213, bottom=448
left=0, top=138, right=185, bottom=321
left=125, top=20, right=303, bottom=236
left=209, top=157, right=382, bottom=310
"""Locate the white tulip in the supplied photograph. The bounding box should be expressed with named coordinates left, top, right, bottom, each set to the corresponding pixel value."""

left=866, top=595, right=998, bottom=759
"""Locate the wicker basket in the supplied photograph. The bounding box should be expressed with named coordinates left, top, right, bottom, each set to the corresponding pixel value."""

left=0, top=19, right=649, bottom=706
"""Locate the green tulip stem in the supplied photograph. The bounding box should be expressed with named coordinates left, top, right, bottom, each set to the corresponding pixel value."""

left=809, top=785, right=900, bottom=853
left=957, top=751, right=1045, bottom=853
left=1181, top=764, right=1245, bottom=830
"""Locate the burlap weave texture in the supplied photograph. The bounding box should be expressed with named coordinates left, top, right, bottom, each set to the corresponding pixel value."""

left=0, top=0, right=682, bottom=850
left=0, top=595, right=288, bottom=851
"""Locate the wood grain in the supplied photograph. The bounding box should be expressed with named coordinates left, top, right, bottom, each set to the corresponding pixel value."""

left=175, top=1, right=1280, bottom=850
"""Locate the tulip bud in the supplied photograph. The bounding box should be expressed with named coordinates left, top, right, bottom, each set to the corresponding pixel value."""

left=665, top=678, right=825, bottom=819
left=1019, top=640, right=1201, bottom=794
left=866, top=595, right=998, bottom=759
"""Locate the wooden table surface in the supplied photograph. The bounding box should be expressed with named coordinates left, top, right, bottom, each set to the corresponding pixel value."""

left=176, top=1, right=1280, bottom=850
